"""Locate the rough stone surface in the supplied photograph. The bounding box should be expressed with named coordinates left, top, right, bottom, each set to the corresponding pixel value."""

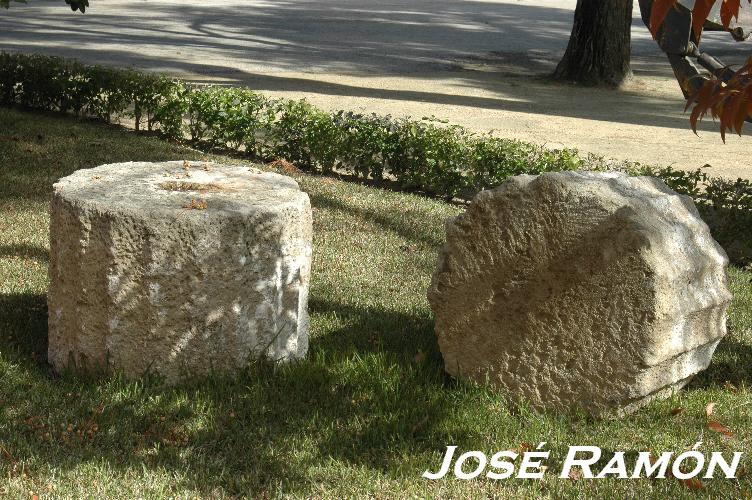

left=428, top=171, right=732, bottom=416
left=48, top=161, right=312, bottom=382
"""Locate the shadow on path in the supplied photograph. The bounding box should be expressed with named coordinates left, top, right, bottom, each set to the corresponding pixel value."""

left=1, top=0, right=750, bottom=134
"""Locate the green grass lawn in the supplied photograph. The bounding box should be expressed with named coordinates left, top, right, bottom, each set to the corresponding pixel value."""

left=0, top=107, right=750, bottom=498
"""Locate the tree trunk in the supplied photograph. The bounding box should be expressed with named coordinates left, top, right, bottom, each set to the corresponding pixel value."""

left=553, top=0, right=634, bottom=87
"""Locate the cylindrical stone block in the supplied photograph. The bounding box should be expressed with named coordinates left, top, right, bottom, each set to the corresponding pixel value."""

left=428, top=171, right=732, bottom=416
left=48, top=161, right=312, bottom=382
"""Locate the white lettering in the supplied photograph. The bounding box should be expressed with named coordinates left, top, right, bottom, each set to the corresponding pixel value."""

left=518, top=443, right=549, bottom=479
left=672, top=450, right=704, bottom=480
left=422, top=446, right=457, bottom=480
left=487, top=450, right=518, bottom=480
left=705, top=452, right=744, bottom=479
left=454, top=451, right=487, bottom=480
left=631, top=452, right=672, bottom=478
left=596, top=452, right=628, bottom=478
left=560, top=446, right=602, bottom=479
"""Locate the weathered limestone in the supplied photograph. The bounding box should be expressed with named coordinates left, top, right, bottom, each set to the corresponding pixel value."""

left=48, top=161, right=312, bottom=382
left=428, top=172, right=732, bottom=416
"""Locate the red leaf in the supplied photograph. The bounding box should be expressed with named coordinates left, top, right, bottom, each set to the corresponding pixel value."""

left=689, top=96, right=710, bottom=134
left=721, top=0, right=742, bottom=26
left=650, top=0, right=680, bottom=37
left=737, top=93, right=752, bottom=134
left=685, top=77, right=714, bottom=112
left=708, top=420, right=733, bottom=437
left=693, top=0, right=720, bottom=39
left=719, top=100, right=734, bottom=141
left=682, top=477, right=704, bottom=490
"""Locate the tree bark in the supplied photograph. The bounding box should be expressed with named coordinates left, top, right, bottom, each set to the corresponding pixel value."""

left=553, top=0, right=634, bottom=87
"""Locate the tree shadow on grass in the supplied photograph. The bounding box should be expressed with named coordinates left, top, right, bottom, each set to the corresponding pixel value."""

left=0, top=286, right=464, bottom=496
left=699, top=205, right=752, bottom=268
left=691, top=338, right=752, bottom=390
left=0, top=243, right=49, bottom=262
left=307, top=189, right=448, bottom=248
left=2, top=282, right=751, bottom=494
left=2, top=160, right=751, bottom=494
left=0, top=292, right=48, bottom=365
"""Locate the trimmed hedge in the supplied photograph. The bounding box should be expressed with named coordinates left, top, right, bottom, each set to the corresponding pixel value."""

left=1, top=51, right=751, bottom=262
left=0, top=52, right=590, bottom=199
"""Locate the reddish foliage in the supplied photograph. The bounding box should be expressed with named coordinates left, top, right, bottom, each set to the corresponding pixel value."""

left=692, top=0, right=720, bottom=39
left=707, top=419, right=734, bottom=437
left=721, top=0, right=743, bottom=27
left=651, top=0, right=752, bottom=137
left=686, top=58, right=752, bottom=140
left=649, top=0, right=679, bottom=35
left=650, top=0, right=747, bottom=39
left=681, top=477, right=704, bottom=490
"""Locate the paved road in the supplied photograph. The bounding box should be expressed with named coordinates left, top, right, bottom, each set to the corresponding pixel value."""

left=2, top=0, right=746, bottom=76
left=2, top=0, right=751, bottom=177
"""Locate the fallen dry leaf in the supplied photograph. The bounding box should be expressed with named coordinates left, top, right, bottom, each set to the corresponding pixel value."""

left=267, top=158, right=301, bottom=174
left=681, top=477, right=704, bottom=490
left=724, top=381, right=739, bottom=394
left=0, top=445, right=15, bottom=463
left=705, top=402, right=717, bottom=417
left=671, top=407, right=685, bottom=416
left=707, top=420, right=733, bottom=438
left=518, top=442, right=534, bottom=453
left=183, top=199, right=208, bottom=210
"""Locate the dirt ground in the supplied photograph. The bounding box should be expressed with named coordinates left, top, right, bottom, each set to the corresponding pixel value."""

left=1, top=0, right=750, bottom=179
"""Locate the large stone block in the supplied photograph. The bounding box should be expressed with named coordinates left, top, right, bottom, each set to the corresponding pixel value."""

left=48, top=161, right=312, bottom=382
left=428, top=172, right=732, bottom=416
